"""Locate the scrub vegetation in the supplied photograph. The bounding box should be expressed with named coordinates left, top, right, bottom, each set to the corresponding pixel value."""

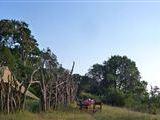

left=1, top=19, right=160, bottom=119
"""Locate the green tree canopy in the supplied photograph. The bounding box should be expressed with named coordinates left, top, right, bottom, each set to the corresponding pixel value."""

left=103, top=55, right=141, bottom=93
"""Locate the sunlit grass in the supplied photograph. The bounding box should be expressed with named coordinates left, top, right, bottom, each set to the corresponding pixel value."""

left=1, top=105, right=160, bottom=120
left=95, top=105, right=160, bottom=120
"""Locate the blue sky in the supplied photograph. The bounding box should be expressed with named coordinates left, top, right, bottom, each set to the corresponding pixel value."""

left=0, top=1, right=160, bottom=88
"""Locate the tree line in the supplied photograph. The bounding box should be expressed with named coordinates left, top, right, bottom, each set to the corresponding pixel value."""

left=74, top=55, right=160, bottom=114
left=1, top=19, right=160, bottom=114
left=0, top=19, right=77, bottom=113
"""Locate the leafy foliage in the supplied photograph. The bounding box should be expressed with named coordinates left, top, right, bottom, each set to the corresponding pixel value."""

left=0, top=19, right=77, bottom=113
left=1, top=19, right=160, bottom=114
left=76, top=55, right=158, bottom=113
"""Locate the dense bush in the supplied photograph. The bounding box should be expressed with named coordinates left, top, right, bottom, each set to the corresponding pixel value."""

left=101, top=88, right=125, bottom=106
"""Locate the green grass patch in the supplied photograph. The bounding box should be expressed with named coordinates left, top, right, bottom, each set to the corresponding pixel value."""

left=1, top=105, right=160, bottom=120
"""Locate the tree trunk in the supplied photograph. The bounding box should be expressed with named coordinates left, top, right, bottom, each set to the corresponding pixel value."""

left=41, top=69, right=47, bottom=111
left=7, top=79, right=11, bottom=114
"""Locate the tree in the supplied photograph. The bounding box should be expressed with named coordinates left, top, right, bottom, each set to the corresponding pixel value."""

left=0, top=20, right=78, bottom=113
left=0, top=19, right=40, bottom=82
left=0, top=19, right=40, bottom=112
left=76, top=55, right=148, bottom=107
left=103, top=55, right=141, bottom=94
left=87, top=64, right=104, bottom=82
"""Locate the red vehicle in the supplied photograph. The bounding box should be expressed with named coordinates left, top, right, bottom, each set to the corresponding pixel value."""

left=78, top=98, right=102, bottom=112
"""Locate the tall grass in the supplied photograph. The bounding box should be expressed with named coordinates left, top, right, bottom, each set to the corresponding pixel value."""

left=1, top=105, right=160, bottom=120
left=94, top=105, right=160, bottom=120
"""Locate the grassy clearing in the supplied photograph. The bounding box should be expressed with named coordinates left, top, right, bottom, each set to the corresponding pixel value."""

left=1, top=105, right=160, bottom=120
left=94, top=105, right=160, bottom=120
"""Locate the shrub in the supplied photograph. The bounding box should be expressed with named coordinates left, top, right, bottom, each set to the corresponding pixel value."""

left=25, top=99, right=40, bottom=113
left=102, top=88, right=125, bottom=106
